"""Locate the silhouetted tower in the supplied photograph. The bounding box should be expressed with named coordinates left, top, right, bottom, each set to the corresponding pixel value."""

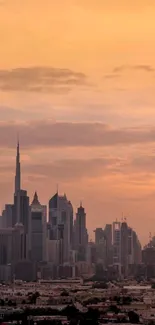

left=15, top=139, right=21, bottom=195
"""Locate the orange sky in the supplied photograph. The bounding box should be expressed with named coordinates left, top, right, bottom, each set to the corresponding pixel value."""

left=1, top=0, right=155, bottom=245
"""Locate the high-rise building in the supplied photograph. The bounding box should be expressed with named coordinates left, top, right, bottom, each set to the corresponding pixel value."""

left=49, top=192, right=73, bottom=263
left=74, top=203, right=88, bottom=261
left=132, top=230, right=142, bottom=264
left=13, top=223, right=26, bottom=263
left=112, top=221, right=121, bottom=275
left=12, top=141, right=30, bottom=259
left=87, top=241, right=97, bottom=265
left=104, top=224, right=113, bottom=267
left=29, top=192, right=47, bottom=262
left=94, top=228, right=104, bottom=245
left=1, top=204, right=13, bottom=228
left=47, top=239, right=58, bottom=264
left=0, top=225, right=25, bottom=267
left=128, top=227, right=134, bottom=265
left=13, top=139, right=20, bottom=226
left=13, top=190, right=29, bottom=233
left=13, top=141, right=29, bottom=227
left=0, top=228, right=13, bottom=265
left=48, top=192, right=58, bottom=240
left=121, top=221, right=129, bottom=276
left=142, top=247, right=155, bottom=265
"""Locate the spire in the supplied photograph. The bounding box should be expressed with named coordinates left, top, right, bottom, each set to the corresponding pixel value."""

left=15, top=138, right=21, bottom=194
left=31, top=191, right=40, bottom=206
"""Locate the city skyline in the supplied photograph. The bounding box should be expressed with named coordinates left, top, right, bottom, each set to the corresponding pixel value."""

left=0, top=140, right=144, bottom=247
left=0, top=139, right=146, bottom=281
left=1, top=1, right=155, bottom=245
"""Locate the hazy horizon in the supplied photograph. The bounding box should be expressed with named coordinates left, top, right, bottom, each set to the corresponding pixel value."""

left=1, top=0, right=155, bottom=245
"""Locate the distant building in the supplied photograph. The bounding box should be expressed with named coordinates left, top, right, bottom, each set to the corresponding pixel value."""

left=1, top=204, right=13, bottom=228
left=87, top=241, right=97, bottom=265
left=29, top=192, right=47, bottom=262
left=132, top=230, right=142, bottom=264
left=0, top=228, right=13, bottom=265
left=12, top=141, right=30, bottom=259
left=142, top=247, right=155, bottom=265
left=112, top=221, right=121, bottom=273
left=47, top=239, right=58, bottom=264
left=74, top=203, right=88, bottom=261
left=0, top=224, right=26, bottom=280
left=94, top=228, right=104, bottom=245
left=49, top=192, right=73, bottom=263
left=104, top=224, right=113, bottom=267
left=121, top=221, right=129, bottom=276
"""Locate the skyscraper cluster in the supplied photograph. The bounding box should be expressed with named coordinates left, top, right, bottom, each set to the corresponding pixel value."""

left=0, top=142, right=146, bottom=282
left=0, top=142, right=89, bottom=281
left=94, top=220, right=142, bottom=279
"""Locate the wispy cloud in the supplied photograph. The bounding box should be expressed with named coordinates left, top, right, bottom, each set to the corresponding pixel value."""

left=0, top=67, right=87, bottom=93
left=113, top=65, right=154, bottom=73
left=0, top=120, right=155, bottom=148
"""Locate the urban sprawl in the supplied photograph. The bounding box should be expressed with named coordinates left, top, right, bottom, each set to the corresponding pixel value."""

left=0, top=142, right=155, bottom=324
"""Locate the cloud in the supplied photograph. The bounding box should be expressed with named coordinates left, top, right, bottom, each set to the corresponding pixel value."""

left=24, top=158, right=118, bottom=180
left=0, top=121, right=155, bottom=148
left=131, top=155, right=155, bottom=173
left=0, top=67, right=87, bottom=93
left=0, top=157, right=120, bottom=181
left=113, top=65, right=154, bottom=73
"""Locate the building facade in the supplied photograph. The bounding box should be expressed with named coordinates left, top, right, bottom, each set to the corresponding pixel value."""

left=74, top=203, right=88, bottom=261
left=29, top=192, right=47, bottom=262
left=49, top=193, right=73, bottom=264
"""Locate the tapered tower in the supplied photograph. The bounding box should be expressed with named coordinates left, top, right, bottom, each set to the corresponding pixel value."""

left=15, top=139, right=21, bottom=195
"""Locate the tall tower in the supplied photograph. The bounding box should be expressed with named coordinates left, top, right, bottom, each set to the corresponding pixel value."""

left=12, top=141, right=30, bottom=260
left=121, top=221, right=129, bottom=276
left=74, top=203, right=88, bottom=261
left=112, top=221, right=121, bottom=275
left=14, top=139, right=21, bottom=225
left=29, top=192, right=47, bottom=262
left=15, top=139, right=21, bottom=195
left=48, top=193, right=73, bottom=263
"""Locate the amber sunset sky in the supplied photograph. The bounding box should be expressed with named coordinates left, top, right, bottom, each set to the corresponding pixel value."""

left=1, top=0, right=155, bottom=245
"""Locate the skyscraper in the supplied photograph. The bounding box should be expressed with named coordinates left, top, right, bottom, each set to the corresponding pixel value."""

left=48, top=192, right=58, bottom=240
left=104, top=224, right=113, bottom=267
left=74, top=203, right=88, bottom=261
left=13, top=190, right=29, bottom=233
left=94, top=228, right=104, bottom=245
left=49, top=192, right=73, bottom=263
left=121, top=221, right=129, bottom=276
left=15, top=139, right=21, bottom=195
left=29, top=192, right=47, bottom=262
left=132, top=230, right=142, bottom=265
left=1, top=204, right=13, bottom=228
left=12, top=140, right=21, bottom=227
left=12, top=141, right=30, bottom=258
left=112, top=221, right=121, bottom=275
